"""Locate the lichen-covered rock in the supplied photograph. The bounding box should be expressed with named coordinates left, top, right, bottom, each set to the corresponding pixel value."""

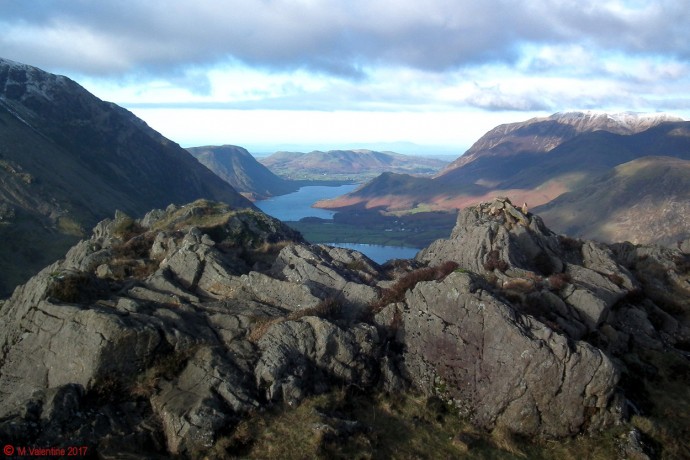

left=417, top=197, right=563, bottom=276
left=401, top=272, right=620, bottom=437
left=254, top=317, right=381, bottom=405
left=271, top=244, right=380, bottom=317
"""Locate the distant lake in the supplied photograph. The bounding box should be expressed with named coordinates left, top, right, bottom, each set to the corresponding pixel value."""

left=255, top=184, right=357, bottom=221
left=255, top=184, right=421, bottom=263
left=326, top=243, right=420, bottom=264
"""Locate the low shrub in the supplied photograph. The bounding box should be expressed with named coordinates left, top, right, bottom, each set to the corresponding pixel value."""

left=558, top=235, right=583, bottom=251
left=547, top=273, right=571, bottom=291
left=47, top=272, right=106, bottom=303
left=370, top=261, right=459, bottom=313
left=483, top=250, right=509, bottom=272
left=288, top=297, right=341, bottom=321
left=606, top=273, right=625, bottom=287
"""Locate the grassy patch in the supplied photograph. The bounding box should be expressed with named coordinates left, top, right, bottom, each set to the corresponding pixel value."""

left=56, top=215, right=85, bottom=237
left=129, top=346, right=201, bottom=398
left=150, top=200, right=234, bottom=232
left=629, top=350, right=690, bottom=459
left=209, top=389, right=626, bottom=459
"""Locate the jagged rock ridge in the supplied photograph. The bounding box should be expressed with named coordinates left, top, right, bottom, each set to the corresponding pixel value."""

left=1, top=197, right=688, bottom=456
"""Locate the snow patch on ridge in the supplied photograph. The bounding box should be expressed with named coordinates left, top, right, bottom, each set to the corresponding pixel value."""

left=543, top=110, right=684, bottom=134
left=0, top=58, right=72, bottom=103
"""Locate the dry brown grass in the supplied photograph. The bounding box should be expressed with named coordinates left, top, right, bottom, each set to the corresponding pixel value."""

left=501, top=277, right=536, bottom=293
left=370, top=261, right=459, bottom=313
left=484, top=250, right=509, bottom=272
left=491, top=425, right=526, bottom=458
left=547, top=272, right=571, bottom=291
left=247, top=298, right=343, bottom=343
left=247, top=317, right=285, bottom=344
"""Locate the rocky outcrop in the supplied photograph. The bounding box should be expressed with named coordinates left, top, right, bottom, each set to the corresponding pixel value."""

left=1, top=197, right=688, bottom=457
left=0, top=200, right=390, bottom=456
left=417, top=198, right=635, bottom=335
left=408, top=197, right=689, bottom=435
left=401, top=272, right=620, bottom=437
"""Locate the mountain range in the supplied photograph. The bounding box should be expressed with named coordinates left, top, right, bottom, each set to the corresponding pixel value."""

left=187, top=145, right=299, bottom=200
left=318, top=112, right=690, bottom=245
left=0, top=58, right=252, bottom=296
left=259, top=149, right=448, bottom=180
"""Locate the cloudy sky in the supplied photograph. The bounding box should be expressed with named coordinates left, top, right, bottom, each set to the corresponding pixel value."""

left=2, top=0, right=689, bottom=154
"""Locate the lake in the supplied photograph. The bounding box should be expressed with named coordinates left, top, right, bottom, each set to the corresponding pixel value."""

left=326, top=243, right=420, bottom=264
left=255, top=184, right=358, bottom=221
left=255, top=184, right=421, bottom=263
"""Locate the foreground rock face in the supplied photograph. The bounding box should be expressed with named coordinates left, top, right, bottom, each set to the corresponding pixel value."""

left=1, top=198, right=689, bottom=457
left=0, top=201, right=389, bottom=456
left=409, top=198, right=689, bottom=435
left=402, top=272, right=619, bottom=437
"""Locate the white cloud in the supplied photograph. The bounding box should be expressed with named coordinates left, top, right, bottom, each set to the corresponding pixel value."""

left=3, top=0, right=690, bottom=148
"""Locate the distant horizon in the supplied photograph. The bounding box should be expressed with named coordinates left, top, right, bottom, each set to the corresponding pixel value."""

left=159, top=108, right=686, bottom=160
left=181, top=140, right=467, bottom=159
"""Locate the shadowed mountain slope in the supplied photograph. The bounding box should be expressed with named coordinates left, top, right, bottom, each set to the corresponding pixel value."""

left=0, top=58, right=252, bottom=296
left=439, top=111, right=683, bottom=176
left=535, top=156, right=690, bottom=245
left=187, top=145, right=299, bottom=200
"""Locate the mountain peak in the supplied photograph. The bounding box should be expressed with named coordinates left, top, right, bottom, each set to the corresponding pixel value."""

left=545, top=110, right=684, bottom=133
left=0, top=58, right=74, bottom=104
left=437, top=110, right=686, bottom=176
left=0, top=57, right=252, bottom=296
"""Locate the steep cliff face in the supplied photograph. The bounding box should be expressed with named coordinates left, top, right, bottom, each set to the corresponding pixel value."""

left=1, top=198, right=688, bottom=457
left=0, top=58, right=252, bottom=296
